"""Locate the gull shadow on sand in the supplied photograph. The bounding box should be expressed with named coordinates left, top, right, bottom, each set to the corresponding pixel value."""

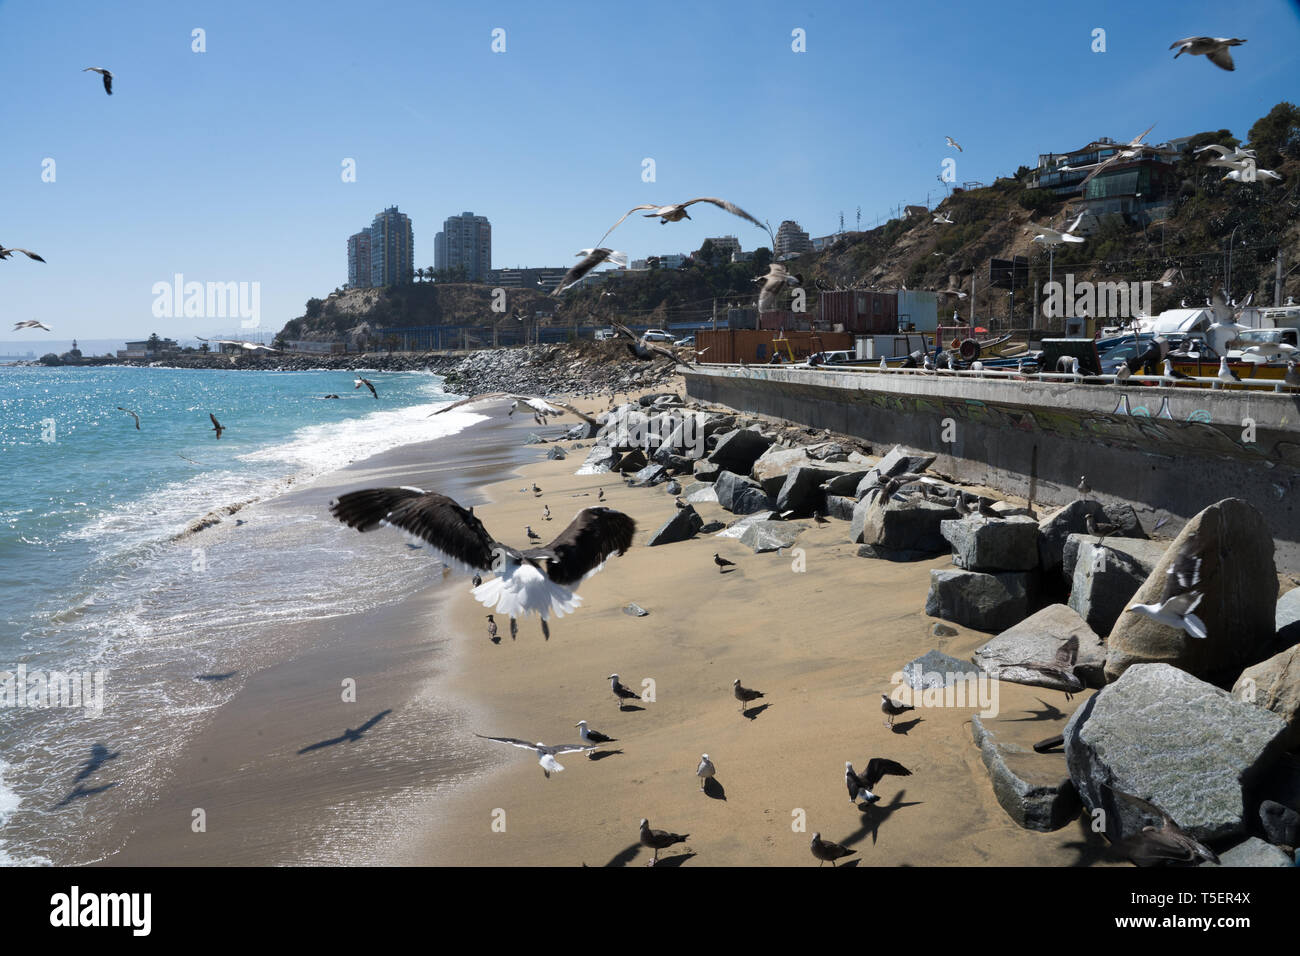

left=588, top=749, right=624, bottom=761
left=851, top=790, right=924, bottom=846
left=603, top=842, right=642, bottom=868
left=297, top=709, right=392, bottom=755
left=54, top=781, right=120, bottom=809
left=1004, top=698, right=1067, bottom=723
left=1058, top=813, right=1113, bottom=867
left=194, top=671, right=237, bottom=682
left=651, top=851, right=695, bottom=867
left=617, top=703, right=646, bottom=713
left=74, top=743, right=120, bottom=782
left=702, top=777, right=727, bottom=801
left=742, top=703, right=771, bottom=721
left=890, top=717, right=923, bottom=735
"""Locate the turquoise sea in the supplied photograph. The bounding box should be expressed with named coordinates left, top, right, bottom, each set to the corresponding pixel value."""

left=0, top=365, right=479, bottom=864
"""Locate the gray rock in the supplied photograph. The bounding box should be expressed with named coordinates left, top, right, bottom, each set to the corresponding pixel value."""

left=707, top=427, right=773, bottom=475
left=623, top=603, right=650, bottom=617
left=774, top=465, right=838, bottom=515
left=932, top=622, right=958, bottom=637
left=972, top=715, right=1081, bottom=832
left=1066, top=536, right=1168, bottom=637
left=925, top=569, right=1032, bottom=632
left=564, top=421, right=600, bottom=440
left=615, top=449, right=647, bottom=473
left=576, top=445, right=620, bottom=475
left=1106, top=498, right=1278, bottom=684
left=824, top=494, right=856, bottom=522
left=647, top=505, right=703, bottom=546
left=684, top=483, right=719, bottom=506
left=902, top=649, right=986, bottom=691
left=698, top=520, right=725, bottom=534
left=821, top=470, right=871, bottom=497
left=526, top=433, right=549, bottom=444
left=806, top=441, right=848, bottom=461
left=714, top=511, right=778, bottom=539
left=855, top=445, right=936, bottom=498
left=1259, top=800, right=1300, bottom=847
left=664, top=479, right=682, bottom=496
left=751, top=446, right=814, bottom=493
left=1202, top=837, right=1294, bottom=867
left=692, top=459, right=721, bottom=482
left=1038, top=499, right=1141, bottom=577
left=1276, top=586, right=1300, bottom=645
left=940, top=515, right=1039, bottom=572
left=739, top=520, right=806, bottom=554
left=731, top=486, right=775, bottom=515
left=1232, top=642, right=1300, bottom=751
left=546, top=445, right=568, bottom=460
left=854, top=495, right=960, bottom=555
left=1064, top=663, right=1289, bottom=843
left=631, top=463, right=669, bottom=487
left=974, top=604, right=1107, bottom=689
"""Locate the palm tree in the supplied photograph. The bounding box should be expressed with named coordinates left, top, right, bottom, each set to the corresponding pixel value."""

left=426, top=266, right=435, bottom=284
left=415, top=267, right=426, bottom=283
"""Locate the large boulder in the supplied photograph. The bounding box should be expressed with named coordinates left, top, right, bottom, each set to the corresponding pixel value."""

left=940, top=515, right=1039, bottom=572
left=630, top=463, right=669, bottom=487
left=821, top=469, right=871, bottom=497
left=707, top=427, right=773, bottom=475
left=1276, top=586, right=1300, bottom=646
left=647, top=504, right=703, bottom=546
left=972, top=715, right=1081, bottom=831
left=750, top=446, right=813, bottom=493
left=615, top=449, right=647, bottom=473
left=713, top=471, right=759, bottom=511
left=1105, top=499, right=1278, bottom=685
left=739, top=520, right=806, bottom=554
left=1065, top=663, right=1289, bottom=844
left=973, top=604, right=1107, bottom=690
left=1258, top=800, right=1300, bottom=847
left=1233, top=642, right=1300, bottom=751
left=682, top=482, right=719, bottom=506
left=714, top=511, right=778, bottom=539
left=854, top=445, right=936, bottom=499
left=853, top=494, right=959, bottom=556
left=576, top=445, right=620, bottom=475
left=1065, top=536, right=1168, bottom=637
left=692, top=459, right=721, bottom=482
left=824, top=494, right=856, bottom=522
left=774, top=465, right=844, bottom=515
left=1202, top=837, right=1295, bottom=867
left=1038, top=499, right=1145, bottom=577
left=925, top=569, right=1032, bottom=632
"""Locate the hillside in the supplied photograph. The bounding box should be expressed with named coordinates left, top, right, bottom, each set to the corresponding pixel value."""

left=278, top=103, right=1300, bottom=343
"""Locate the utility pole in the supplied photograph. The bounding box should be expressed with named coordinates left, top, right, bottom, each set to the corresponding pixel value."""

left=1277, top=250, right=1287, bottom=306
left=712, top=297, right=718, bottom=331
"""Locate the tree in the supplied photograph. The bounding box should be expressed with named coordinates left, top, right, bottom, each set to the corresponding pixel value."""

left=305, top=297, right=324, bottom=318
left=1247, top=101, right=1300, bottom=168
left=415, top=267, right=426, bottom=283
left=696, top=238, right=717, bottom=267
left=146, top=333, right=162, bottom=352
left=198, top=342, right=210, bottom=353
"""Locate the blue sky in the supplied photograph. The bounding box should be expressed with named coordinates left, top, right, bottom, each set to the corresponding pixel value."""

left=1, top=0, right=1297, bottom=344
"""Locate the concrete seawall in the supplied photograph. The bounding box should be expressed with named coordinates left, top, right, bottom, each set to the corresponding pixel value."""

left=684, top=365, right=1300, bottom=572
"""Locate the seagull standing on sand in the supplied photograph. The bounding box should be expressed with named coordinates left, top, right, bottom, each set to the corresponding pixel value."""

left=696, top=754, right=716, bottom=791
left=329, top=488, right=635, bottom=640
left=714, top=552, right=736, bottom=573
left=608, top=674, right=642, bottom=710
left=810, top=832, right=855, bottom=867
left=574, top=720, right=616, bottom=754
left=639, top=818, right=689, bottom=866
left=543, top=505, right=551, bottom=521
left=486, top=614, right=498, bottom=641
left=472, top=734, right=596, bottom=779
left=598, top=488, right=605, bottom=502
left=733, top=678, right=765, bottom=714
left=846, top=758, right=912, bottom=805
left=13, top=320, right=51, bottom=330
left=880, top=694, right=915, bottom=729
left=83, top=66, right=113, bottom=94
left=1170, top=36, right=1246, bottom=71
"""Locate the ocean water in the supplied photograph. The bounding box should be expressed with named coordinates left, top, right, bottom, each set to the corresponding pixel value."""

left=0, top=365, right=482, bottom=865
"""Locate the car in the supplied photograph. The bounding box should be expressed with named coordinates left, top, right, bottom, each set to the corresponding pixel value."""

left=805, top=350, right=854, bottom=365
left=594, top=328, right=617, bottom=341
left=641, top=329, right=675, bottom=343
left=674, top=335, right=695, bottom=347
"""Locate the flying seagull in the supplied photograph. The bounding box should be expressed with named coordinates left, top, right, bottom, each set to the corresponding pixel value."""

left=846, top=758, right=912, bottom=805
left=1027, top=212, right=1086, bottom=245
left=933, top=211, right=954, bottom=225
left=196, top=337, right=280, bottom=353
left=1155, top=267, right=1183, bottom=287
left=1222, top=166, right=1283, bottom=183
left=639, top=818, right=689, bottom=866
left=1170, top=36, right=1246, bottom=71
left=596, top=197, right=771, bottom=248
left=1081, top=124, right=1157, bottom=186
left=1001, top=635, right=1084, bottom=700
left=116, top=406, right=140, bottom=430
left=756, top=263, right=803, bottom=312
left=329, top=488, right=635, bottom=639
left=209, top=413, right=225, bottom=439
left=696, top=754, right=716, bottom=791
left=608, top=674, right=642, bottom=710
left=0, top=246, right=45, bottom=262
left=611, top=322, right=686, bottom=364
left=1127, top=589, right=1206, bottom=639
left=83, top=66, right=113, bottom=94
left=732, top=678, right=765, bottom=714
left=938, top=275, right=967, bottom=298
left=1103, top=784, right=1219, bottom=865
left=354, top=377, right=378, bottom=399
left=552, top=248, right=628, bottom=296
left=429, top=392, right=598, bottom=427
left=472, top=734, right=596, bottom=779
left=13, top=320, right=51, bottom=330
left=810, top=832, right=855, bottom=867
left=880, top=694, right=915, bottom=729
left=1125, top=532, right=1209, bottom=640
left=945, top=136, right=963, bottom=152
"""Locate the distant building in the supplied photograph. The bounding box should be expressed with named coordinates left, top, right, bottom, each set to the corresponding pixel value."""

left=490, top=266, right=569, bottom=291
left=286, top=340, right=346, bottom=354
left=629, top=253, right=687, bottom=270
left=119, top=337, right=179, bottom=358
left=347, top=231, right=371, bottom=289
left=1028, top=135, right=1191, bottom=208
left=774, top=220, right=812, bottom=256
left=811, top=235, right=839, bottom=252
left=435, top=211, right=491, bottom=281
left=704, top=236, right=741, bottom=260
left=368, top=206, right=415, bottom=287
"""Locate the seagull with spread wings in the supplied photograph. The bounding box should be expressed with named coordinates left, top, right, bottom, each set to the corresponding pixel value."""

left=209, top=413, right=226, bottom=439
left=473, top=734, right=596, bottom=778
left=1103, top=784, right=1220, bottom=865
left=1170, top=36, right=1246, bottom=72
left=354, top=377, right=378, bottom=399
left=755, top=263, right=802, bottom=312
left=845, top=758, right=912, bottom=805
left=83, top=66, right=113, bottom=94
left=13, top=320, right=51, bottom=331
left=1125, top=533, right=1209, bottom=639
left=197, top=337, right=280, bottom=353
left=329, top=487, right=635, bottom=639
left=611, top=322, right=687, bottom=364
left=0, top=245, right=45, bottom=262
left=1000, top=635, right=1085, bottom=700
left=595, top=197, right=772, bottom=248
left=1080, top=124, right=1157, bottom=186
left=551, top=248, right=628, bottom=296
left=116, top=407, right=141, bottom=430
left=428, top=392, right=598, bottom=426
left=1027, top=211, right=1086, bottom=245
